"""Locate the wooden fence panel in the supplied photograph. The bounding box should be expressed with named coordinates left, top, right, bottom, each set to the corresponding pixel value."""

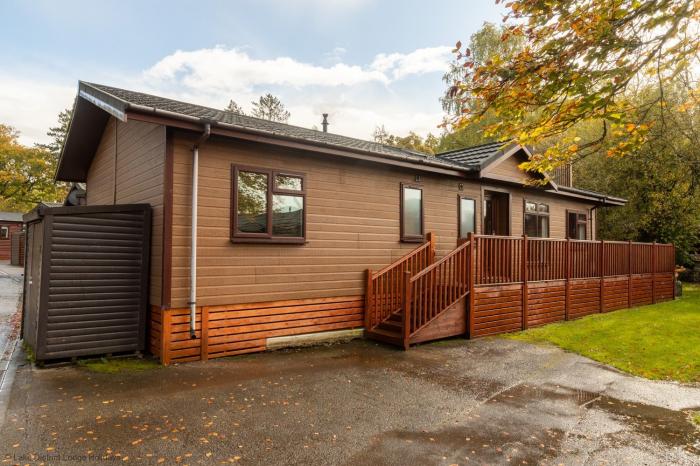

left=568, top=279, right=601, bottom=319
left=472, top=284, right=523, bottom=337
left=159, top=295, right=364, bottom=364
left=602, top=276, right=629, bottom=312
left=654, top=273, right=675, bottom=302
left=630, top=275, right=654, bottom=306
left=526, top=280, right=566, bottom=327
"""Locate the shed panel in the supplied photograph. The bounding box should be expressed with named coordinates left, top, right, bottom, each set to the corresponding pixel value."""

left=23, top=204, right=151, bottom=361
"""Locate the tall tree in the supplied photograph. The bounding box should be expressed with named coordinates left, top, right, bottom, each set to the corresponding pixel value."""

left=36, top=107, right=72, bottom=162
left=0, top=125, right=65, bottom=211
left=250, top=94, right=290, bottom=123
left=224, top=100, right=245, bottom=115
left=447, top=0, right=700, bottom=175
left=438, top=23, right=524, bottom=152
left=441, top=22, right=524, bottom=116
left=575, top=80, right=700, bottom=263
left=372, top=125, right=439, bottom=154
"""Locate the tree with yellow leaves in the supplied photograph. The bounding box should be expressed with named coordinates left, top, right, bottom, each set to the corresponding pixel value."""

left=447, top=0, right=700, bottom=175
left=0, top=124, right=65, bottom=211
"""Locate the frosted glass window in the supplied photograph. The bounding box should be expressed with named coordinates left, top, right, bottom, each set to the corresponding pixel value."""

left=459, top=198, right=476, bottom=238
left=402, top=186, right=423, bottom=239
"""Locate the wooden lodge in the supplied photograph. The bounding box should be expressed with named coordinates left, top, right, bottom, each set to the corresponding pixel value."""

left=51, top=82, right=674, bottom=364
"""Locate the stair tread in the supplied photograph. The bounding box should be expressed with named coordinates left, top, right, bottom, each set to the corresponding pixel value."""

left=370, top=327, right=401, bottom=337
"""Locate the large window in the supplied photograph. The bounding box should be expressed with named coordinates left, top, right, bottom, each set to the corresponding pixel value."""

left=401, top=183, right=424, bottom=242
left=231, top=166, right=306, bottom=243
left=567, top=210, right=588, bottom=240
left=459, top=196, right=476, bottom=238
left=524, top=200, right=549, bottom=238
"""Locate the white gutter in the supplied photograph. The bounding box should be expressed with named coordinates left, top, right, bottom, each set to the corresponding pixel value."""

left=190, top=124, right=211, bottom=338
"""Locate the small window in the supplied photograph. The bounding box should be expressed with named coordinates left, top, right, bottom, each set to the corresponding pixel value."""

left=459, top=197, right=476, bottom=238
left=567, top=211, right=588, bottom=240
left=231, top=166, right=306, bottom=243
left=401, top=184, right=424, bottom=242
left=524, top=200, right=549, bottom=238
left=0, top=227, right=8, bottom=240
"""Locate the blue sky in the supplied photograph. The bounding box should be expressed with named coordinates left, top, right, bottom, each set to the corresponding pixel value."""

left=0, top=0, right=505, bottom=145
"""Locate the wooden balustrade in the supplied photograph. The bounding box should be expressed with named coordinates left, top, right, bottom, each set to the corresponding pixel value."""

left=365, top=232, right=436, bottom=330
left=366, top=233, right=674, bottom=349
left=406, top=239, right=471, bottom=336
left=474, top=236, right=522, bottom=284
left=473, top=236, right=674, bottom=285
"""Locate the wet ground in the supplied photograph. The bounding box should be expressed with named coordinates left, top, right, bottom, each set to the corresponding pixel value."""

left=1, top=338, right=699, bottom=465
left=0, top=262, right=22, bottom=397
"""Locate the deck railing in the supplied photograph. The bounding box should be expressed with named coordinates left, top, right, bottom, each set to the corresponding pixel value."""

left=405, top=239, right=471, bottom=338
left=365, top=232, right=435, bottom=330
left=474, top=235, right=675, bottom=285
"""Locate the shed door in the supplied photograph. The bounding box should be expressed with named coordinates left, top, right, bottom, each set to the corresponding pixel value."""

left=22, top=222, right=42, bottom=347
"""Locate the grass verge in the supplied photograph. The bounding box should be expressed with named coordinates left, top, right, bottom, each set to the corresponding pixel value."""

left=505, top=283, right=700, bottom=383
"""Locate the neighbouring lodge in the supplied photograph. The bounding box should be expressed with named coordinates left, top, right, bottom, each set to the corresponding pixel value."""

left=0, top=212, right=24, bottom=262
left=33, top=81, right=673, bottom=364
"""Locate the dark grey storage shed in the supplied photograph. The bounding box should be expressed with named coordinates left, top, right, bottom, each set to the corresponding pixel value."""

left=22, top=204, right=151, bottom=362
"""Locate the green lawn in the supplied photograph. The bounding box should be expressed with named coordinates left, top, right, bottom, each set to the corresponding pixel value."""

left=506, top=284, right=700, bottom=383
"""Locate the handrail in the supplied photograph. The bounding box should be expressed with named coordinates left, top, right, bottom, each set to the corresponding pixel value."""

left=365, top=232, right=436, bottom=331
left=411, top=240, right=469, bottom=282
left=373, top=234, right=434, bottom=278
left=474, top=235, right=675, bottom=285
left=405, top=239, right=471, bottom=338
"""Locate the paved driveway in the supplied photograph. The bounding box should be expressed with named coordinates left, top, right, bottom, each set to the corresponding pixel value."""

left=1, top=338, right=699, bottom=465
left=0, top=262, right=22, bottom=392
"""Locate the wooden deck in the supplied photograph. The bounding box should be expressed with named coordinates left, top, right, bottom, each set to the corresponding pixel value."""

left=153, top=234, right=675, bottom=363
left=366, top=234, right=675, bottom=349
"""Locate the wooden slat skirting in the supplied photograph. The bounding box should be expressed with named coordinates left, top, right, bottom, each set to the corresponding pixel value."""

left=470, top=272, right=674, bottom=338
left=154, top=295, right=363, bottom=364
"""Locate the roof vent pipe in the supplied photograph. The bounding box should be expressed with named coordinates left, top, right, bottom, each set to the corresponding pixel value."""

left=189, top=123, right=211, bottom=339
left=322, top=114, right=329, bottom=133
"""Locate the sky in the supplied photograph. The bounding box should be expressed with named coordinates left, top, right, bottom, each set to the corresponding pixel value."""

left=0, top=0, right=505, bottom=146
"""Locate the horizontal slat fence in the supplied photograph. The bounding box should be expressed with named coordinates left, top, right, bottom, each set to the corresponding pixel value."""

left=470, top=235, right=676, bottom=338
left=158, top=295, right=364, bottom=364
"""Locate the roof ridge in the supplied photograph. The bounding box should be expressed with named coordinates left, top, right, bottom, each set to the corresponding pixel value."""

left=435, top=140, right=507, bottom=156
left=82, top=82, right=433, bottom=158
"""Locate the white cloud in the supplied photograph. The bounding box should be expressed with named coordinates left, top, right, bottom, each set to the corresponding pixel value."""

left=0, top=44, right=452, bottom=146
left=371, top=46, right=453, bottom=79
left=0, top=77, right=75, bottom=145
left=143, top=45, right=452, bottom=93
left=143, top=47, right=390, bottom=92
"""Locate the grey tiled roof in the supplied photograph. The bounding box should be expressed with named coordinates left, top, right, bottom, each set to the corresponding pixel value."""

left=0, top=212, right=24, bottom=222
left=83, top=82, right=469, bottom=169
left=435, top=141, right=507, bottom=168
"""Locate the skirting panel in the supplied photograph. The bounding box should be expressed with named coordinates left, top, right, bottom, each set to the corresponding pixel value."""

left=631, top=275, right=654, bottom=306
left=527, top=280, right=566, bottom=327
left=654, top=274, right=674, bottom=302
left=569, top=279, right=601, bottom=319
left=472, top=284, right=523, bottom=337
left=602, top=276, right=629, bottom=312
left=157, top=295, right=364, bottom=364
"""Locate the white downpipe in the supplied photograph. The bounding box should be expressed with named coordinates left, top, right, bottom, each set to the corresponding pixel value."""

left=190, top=124, right=211, bottom=339
left=189, top=145, right=199, bottom=338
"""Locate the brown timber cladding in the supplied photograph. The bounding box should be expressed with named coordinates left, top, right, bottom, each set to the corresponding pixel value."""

left=86, top=117, right=165, bottom=306
left=169, top=132, right=596, bottom=309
